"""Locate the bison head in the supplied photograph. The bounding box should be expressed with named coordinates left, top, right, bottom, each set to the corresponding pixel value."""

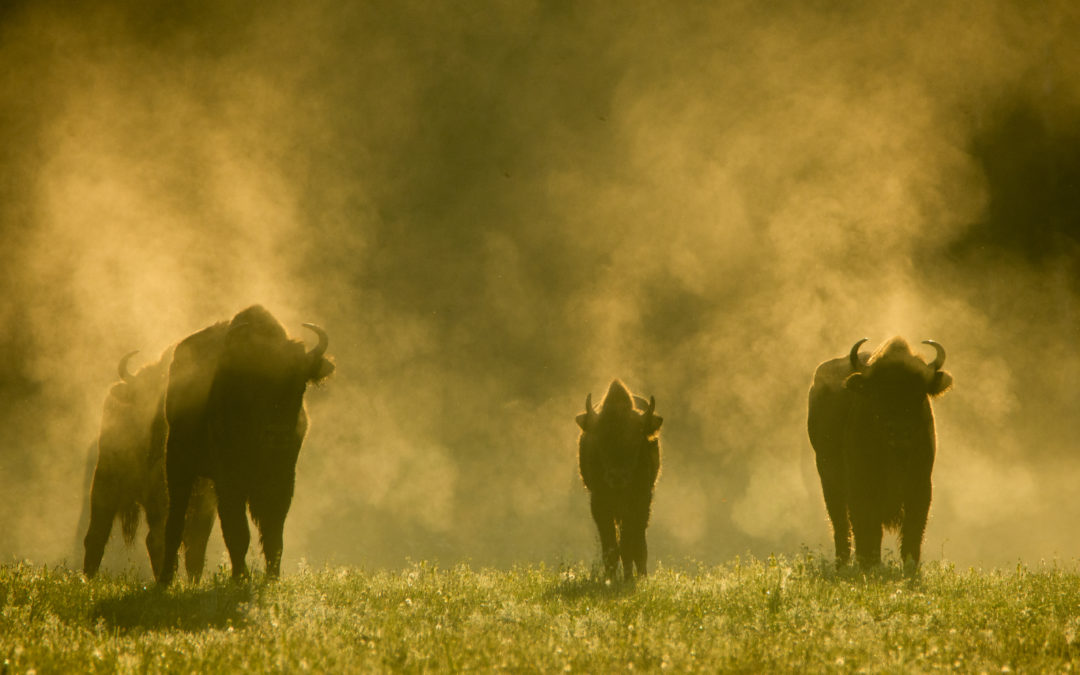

left=577, top=380, right=662, bottom=489
left=210, top=306, right=334, bottom=441
left=843, top=337, right=953, bottom=401
left=107, top=350, right=165, bottom=403
left=104, top=349, right=171, bottom=416
left=221, top=306, right=334, bottom=384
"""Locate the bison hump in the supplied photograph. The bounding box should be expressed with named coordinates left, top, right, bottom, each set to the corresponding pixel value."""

left=601, top=380, right=633, bottom=414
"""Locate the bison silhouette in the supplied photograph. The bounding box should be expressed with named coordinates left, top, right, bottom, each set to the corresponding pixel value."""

left=576, top=380, right=662, bottom=580
left=82, top=350, right=216, bottom=580
left=157, top=305, right=333, bottom=585
left=808, top=337, right=952, bottom=567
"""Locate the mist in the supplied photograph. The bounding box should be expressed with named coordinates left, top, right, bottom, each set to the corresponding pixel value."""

left=1, top=0, right=1078, bottom=575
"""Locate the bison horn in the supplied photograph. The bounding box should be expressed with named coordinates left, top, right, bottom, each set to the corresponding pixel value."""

left=302, top=323, right=329, bottom=360
left=118, top=350, right=139, bottom=383
left=922, top=339, right=946, bottom=370
left=585, top=394, right=601, bottom=423
left=645, top=396, right=656, bottom=417
left=849, top=338, right=869, bottom=369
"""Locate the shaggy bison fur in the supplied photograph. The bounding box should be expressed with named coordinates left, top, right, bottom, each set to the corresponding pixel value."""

left=577, top=380, right=663, bottom=580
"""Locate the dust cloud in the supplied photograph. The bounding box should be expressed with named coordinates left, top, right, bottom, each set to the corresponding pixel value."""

left=0, top=0, right=1077, bottom=575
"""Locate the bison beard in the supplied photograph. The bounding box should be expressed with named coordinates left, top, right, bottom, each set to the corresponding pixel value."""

left=576, top=380, right=662, bottom=581
left=82, top=349, right=217, bottom=581
left=808, top=337, right=952, bottom=568
left=157, top=305, right=333, bottom=586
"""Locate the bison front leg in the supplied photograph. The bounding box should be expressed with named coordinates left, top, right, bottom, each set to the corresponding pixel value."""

left=620, top=497, right=652, bottom=580
left=619, top=525, right=648, bottom=581
left=258, top=516, right=285, bottom=579
left=900, top=479, right=932, bottom=566
left=589, top=494, right=619, bottom=580
left=847, top=456, right=884, bottom=568
left=850, top=509, right=883, bottom=568
left=216, top=487, right=251, bottom=580
left=250, top=472, right=294, bottom=579
left=251, top=498, right=290, bottom=579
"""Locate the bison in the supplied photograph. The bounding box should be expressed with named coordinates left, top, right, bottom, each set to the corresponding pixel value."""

left=82, top=350, right=217, bottom=580
left=158, top=305, right=333, bottom=585
left=808, top=337, right=952, bottom=567
left=576, top=380, right=663, bottom=580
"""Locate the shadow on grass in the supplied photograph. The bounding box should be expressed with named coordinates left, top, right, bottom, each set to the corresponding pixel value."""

left=93, top=578, right=255, bottom=632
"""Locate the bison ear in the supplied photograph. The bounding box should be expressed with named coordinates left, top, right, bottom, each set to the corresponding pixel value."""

left=646, top=414, right=663, bottom=437
left=929, top=370, right=953, bottom=397
left=577, top=394, right=598, bottom=431
left=575, top=412, right=592, bottom=431
left=109, top=381, right=134, bottom=402
left=843, top=372, right=866, bottom=392
left=310, top=356, right=335, bottom=383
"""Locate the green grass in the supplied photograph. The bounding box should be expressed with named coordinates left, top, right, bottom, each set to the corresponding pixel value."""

left=3, top=554, right=1080, bottom=672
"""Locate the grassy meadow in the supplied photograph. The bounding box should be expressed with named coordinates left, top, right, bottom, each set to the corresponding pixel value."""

left=2, top=554, right=1080, bottom=672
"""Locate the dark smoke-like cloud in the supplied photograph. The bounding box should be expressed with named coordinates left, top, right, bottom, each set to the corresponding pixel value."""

left=1, top=0, right=1078, bottom=574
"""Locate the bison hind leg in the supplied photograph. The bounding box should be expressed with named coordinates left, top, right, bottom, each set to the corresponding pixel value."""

left=83, top=493, right=119, bottom=578
left=182, top=480, right=218, bottom=583
left=815, top=461, right=851, bottom=566
left=143, top=489, right=168, bottom=581
left=826, top=506, right=851, bottom=568
left=159, top=471, right=196, bottom=586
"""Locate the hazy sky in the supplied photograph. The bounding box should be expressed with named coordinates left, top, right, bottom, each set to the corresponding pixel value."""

left=1, top=0, right=1078, bottom=575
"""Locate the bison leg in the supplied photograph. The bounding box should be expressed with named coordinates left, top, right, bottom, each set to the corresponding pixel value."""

left=822, top=485, right=851, bottom=566
left=257, top=515, right=286, bottom=579
left=182, top=480, right=217, bottom=583
left=850, top=510, right=883, bottom=568
left=83, top=488, right=117, bottom=578
left=250, top=474, right=293, bottom=579
left=619, top=525, right=648, bottom=580
left=814, top=455, right=851, bottom=566
left=621, top=497, right=652, bottom=580
left=589, top=494, right=619, bottom=580
left=618, top=524, right=633, bottom=582
left=900, top=479, right=932, bottom=566
left=143, top=483, right=168, bottom=581
left=635, top=532, right=648, bottom=579
left=159, top=473, right=194, bottom=586
left=216, top=488, right=251, bottom=580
